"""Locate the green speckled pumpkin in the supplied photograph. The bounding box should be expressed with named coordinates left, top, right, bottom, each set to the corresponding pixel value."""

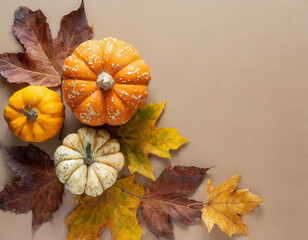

left=54, top=127, right=124, bottom=197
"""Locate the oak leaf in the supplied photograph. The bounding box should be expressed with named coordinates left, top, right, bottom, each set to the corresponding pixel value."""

left=140, top=165, right=209, bottom=240
left=109, top=102, right=189, bottom=180
left=66, top=174, right=144, bottom=240
left=0, top=1, right=92, bottom=87
left=201, top=175, right=263, bottom=238
left=0, top=144, right=64, bottom=230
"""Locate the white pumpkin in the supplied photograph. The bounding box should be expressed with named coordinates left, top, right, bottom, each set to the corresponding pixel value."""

left=54, top=127, right=125, bottom=197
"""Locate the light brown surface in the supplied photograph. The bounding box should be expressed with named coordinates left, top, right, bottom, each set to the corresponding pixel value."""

left=0, top=0, right=308, bottom=240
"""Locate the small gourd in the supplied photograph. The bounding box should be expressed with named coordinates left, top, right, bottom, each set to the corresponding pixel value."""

left=62, top=37, right=151, bottom=126
left=54, top=127, right=125, bottom=197
left=3, top=86, right=65, bottom=142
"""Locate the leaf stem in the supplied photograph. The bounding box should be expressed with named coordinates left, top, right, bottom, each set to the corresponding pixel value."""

left=186, top=202, right=207, bottom=209
left=0, top=139, right=9, bottom=153
left=121, top=188, right=145, bottom=199
left=59, top=76, right=64, bottom=141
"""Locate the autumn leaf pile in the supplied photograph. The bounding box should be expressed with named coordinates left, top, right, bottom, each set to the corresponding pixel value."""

left=0, top=1, right=263, bottom=240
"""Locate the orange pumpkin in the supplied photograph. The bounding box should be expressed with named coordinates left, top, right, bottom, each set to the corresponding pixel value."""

left=3, top=86, right=65, bottom=142
left=62, top=37, right=151, bottom=126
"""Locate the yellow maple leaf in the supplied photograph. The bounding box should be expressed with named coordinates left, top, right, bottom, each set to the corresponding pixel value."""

left=112, top=102, right=189, bottom=180
left=65, top=174, right=144, bottom=240
left=201, top=175, right=263, bottom=238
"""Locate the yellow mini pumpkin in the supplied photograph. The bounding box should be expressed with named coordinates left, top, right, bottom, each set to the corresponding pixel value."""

left=54, top=127, right=125, bottom=197
left=62, top=37, right=151, bottom=126
left=3, top=86, right=65, bottom=142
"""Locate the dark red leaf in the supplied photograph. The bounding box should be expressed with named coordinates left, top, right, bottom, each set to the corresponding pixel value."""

left=140, top=165, right=210, bottom=240
left=0, top=144, right=64, bottom=230
left=52, top=0, right=93, bottom=73
left=0, top=1, right=93, bottom=87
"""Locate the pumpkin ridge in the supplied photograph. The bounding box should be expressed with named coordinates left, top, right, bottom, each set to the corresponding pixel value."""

left=71, top=88, right=102, bottom=110
left=54, top=146, right=84, bottom=164
left=84, top=167, right=90, bottom=194
left=9, top=117, right=26, bottom=137
left=96, top=139, right=120, bottom=156
left=56, top=155, right=84, bottom=163
left=104, top=91, right=127, bottom=123
left=66, top=164, right=87, bottom=185
left=110, top=55, right=141, bottom=77
left=95, top=163, right=118, bottom=189
left=99, top=38, right=118, bottom=68
left=91, top=129, right=110, bottom=154
left=34, top=106, right=63, bottom=118
left=35, top=110, right=62, bottom=120
left=7, top=104, right=23, bottom=113
left=92, top=165, right=105, bottom=191
left=113, top=59, right=151, bottom=85
left=62, top=80, right=99, bottom=109
left=18, top=121, right=34, bottom=141
left=94, top=89, right=107, bottom=122
left=98, top=162, right=118, bottom=180
left=58, top=160, right=84, bottom=184
left=37, top=107, right=64, bottom=118
left=113, top=81, right=148, bottom=86
left=103, top=90, right=120, bottom=121
left=33, top=118, right=46, bottom=134
left=72, top=52, right=98, bottom=77
left=113, top=83, right=148, bottom=103
left=94, top=155, right=117, bottom=169
left=112, top=88, right=130, bottom=108
left=64, top=78, right=97, bottom=82
left=37, top=88, right=58, bottom=106
left=62, top=142, right=84, bottom=154
left=112, top=84, right=148, bottom=115
left=73, top=90, right=106, bottom=126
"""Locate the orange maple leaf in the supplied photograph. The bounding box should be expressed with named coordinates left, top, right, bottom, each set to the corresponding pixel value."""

left=201, top=175, right=263, bottom=238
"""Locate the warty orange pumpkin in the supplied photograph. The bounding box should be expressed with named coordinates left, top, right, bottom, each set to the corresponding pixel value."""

left=62, top=37, right=151, bottom=126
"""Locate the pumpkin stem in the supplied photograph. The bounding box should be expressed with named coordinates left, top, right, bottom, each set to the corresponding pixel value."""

left=83, top=143, right=95, bottom=166
left=96, top=71, right=114, bottom=90
left=22, top=106, right=38, bottom=122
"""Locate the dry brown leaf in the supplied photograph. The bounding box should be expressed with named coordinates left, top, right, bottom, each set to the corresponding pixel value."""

left=140, top=165, right=210, bottom=240
left=0, top=144, right=64, bottom=230
left=0, top=1, right=92, bottom=87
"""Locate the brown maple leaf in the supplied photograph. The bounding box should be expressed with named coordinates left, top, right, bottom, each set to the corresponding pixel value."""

left=140, top=165, right=210, bottom=240
left=0, top=144, right=64, bottom=230
left=0, top=0, right=92, bottom=87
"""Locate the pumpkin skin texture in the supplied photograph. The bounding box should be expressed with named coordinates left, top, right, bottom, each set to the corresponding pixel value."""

left=54, top=127, right=125, bottom=197
left=3, top=86, right=65, bottom=142
left=62, top=37, right=151, bottom=126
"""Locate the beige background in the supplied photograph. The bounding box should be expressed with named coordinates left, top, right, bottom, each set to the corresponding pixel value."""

left=0, top=0, right=308, bottom=239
